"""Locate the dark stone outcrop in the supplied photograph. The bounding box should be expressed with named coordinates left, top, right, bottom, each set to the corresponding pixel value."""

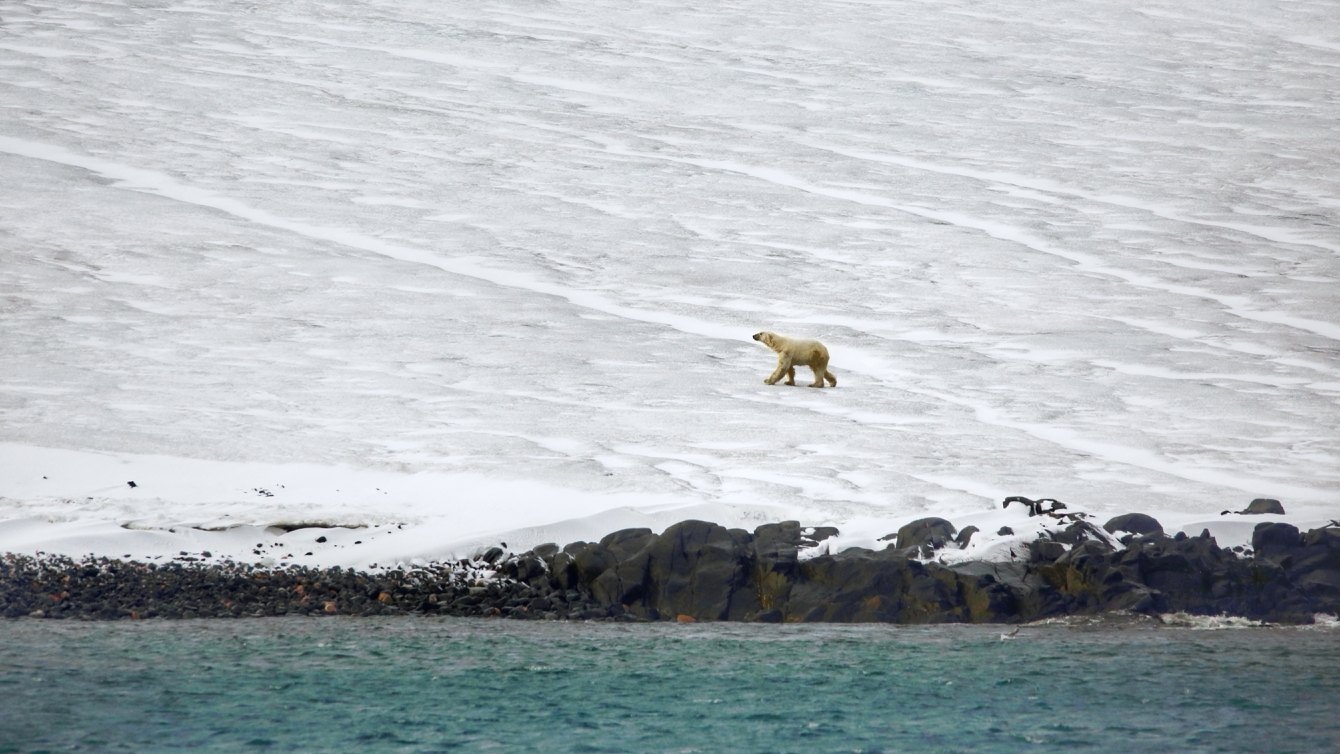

left=954, top=526, right=979, bottom=549
left=489, top=518, right=1340, bottom=624
left=508, top=519, right=1340, bottom=624
left=6, top=517, right=1339, bottom=625
left=1104, top=513, right=1163, bottom=537
left=1242, top=498, right=1286, bottom=515
left=884, top=517, right=956, bottom=557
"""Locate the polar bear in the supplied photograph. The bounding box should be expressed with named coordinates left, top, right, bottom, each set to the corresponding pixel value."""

left=753, top=331, right=837, bottom=388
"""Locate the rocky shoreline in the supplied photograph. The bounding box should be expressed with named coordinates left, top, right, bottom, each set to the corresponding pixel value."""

left=4, top=511, right=1338, bottom=624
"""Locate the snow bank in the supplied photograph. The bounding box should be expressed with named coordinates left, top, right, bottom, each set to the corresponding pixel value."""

left=2, top=0, right=1337, bottom=563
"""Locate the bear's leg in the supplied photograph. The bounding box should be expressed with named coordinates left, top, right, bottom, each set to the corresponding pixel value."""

left=825, top=370, right=837, bottom=387
left=785, top=366, right=796, bottom=385
left=809, top=359, right=829, bottom=387
left=766, top=356, right=793, bottom=385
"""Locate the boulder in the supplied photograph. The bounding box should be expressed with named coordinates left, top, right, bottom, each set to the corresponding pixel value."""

left=1030, top=540, right=1067, bottom=562
left=1296, top=569, right=1340, bottom=600
left=1051, top=520, right=1112, bottom=548
left=531, top=543, right=560, bottom=565
left=572, top=544, right=617, bottom=585
left=752, top=521, right=810, bottom=576
left=754, top=521, right=803, bottom=547
left=549, top=551, right=579, bottom=591
left=788, top=549, right=924, bottom=622
left=1103, top=513, right=1163, bottom=537
left=893, top=518, right=957, bottom=555
left=1242, top=498, right=1285, bottom=515
left=643, top=520, right=750, bottom=621
left=511, top=556, right=546, bottom=584
left=809, top=526, right=840, bottom=543
left=599, top=528, right=655, bottom=561
left=591, top=548, right=653, bottom=607
left=1056, top=540, right=1113, bottom=568
left=1303, top=526, right=1340, bottom=549
left=954, top=526, right=979, bottom=549
left=1252, top=522, right=1301, bottom=560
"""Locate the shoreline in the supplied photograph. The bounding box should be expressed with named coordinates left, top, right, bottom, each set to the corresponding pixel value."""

left=5, top=512, right=1338, bottom=624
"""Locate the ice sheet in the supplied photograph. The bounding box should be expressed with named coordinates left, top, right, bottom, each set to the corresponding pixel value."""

left=1, top=0, right=1337, bottom=565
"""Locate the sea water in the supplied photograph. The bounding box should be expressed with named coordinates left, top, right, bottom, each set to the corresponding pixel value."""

left=1, top=618, right=1337, bottom=753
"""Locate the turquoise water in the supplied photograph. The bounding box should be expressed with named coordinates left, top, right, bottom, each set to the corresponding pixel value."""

left=1, top=618, right=1337, bottom=753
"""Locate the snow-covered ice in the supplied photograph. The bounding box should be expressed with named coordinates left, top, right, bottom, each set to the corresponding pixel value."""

left=1, top=0, right=1337, bottom=567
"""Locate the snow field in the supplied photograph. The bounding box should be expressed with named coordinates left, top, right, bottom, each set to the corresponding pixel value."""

left=1, top=0, right=1337, bottom=565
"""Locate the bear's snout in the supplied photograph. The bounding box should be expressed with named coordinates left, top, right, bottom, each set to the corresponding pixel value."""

left=752, top=333, right=762, bottom=341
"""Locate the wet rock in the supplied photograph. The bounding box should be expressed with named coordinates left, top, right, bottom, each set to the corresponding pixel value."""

left=1103, top=513, right=1163, bottom=537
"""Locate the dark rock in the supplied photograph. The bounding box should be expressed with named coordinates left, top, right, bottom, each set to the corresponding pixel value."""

left=599, top=528, right=655, bottom=561
left=787, top=549, right=915, bottom=622
left=549, top=552, right=579, bottom=591
left=1051, top=520, right=1112, bottom=548
left=893, top=518, right=957, bottom=555
left=1002, top=496, right=1067, bottom=517
left=1030, top=541, right=1067, bottom=562
left=590, top=549, right=651, bottom=607
left=1302, top=526, right=1340, bottom=549
left=480, top=547, right=505, bottom=564
left=7, top=514, right=1337, bottom=626
left=1242, top=498, right=1285, bottom=515
left=727, top=529, right=754, bottom=545
left=755, top=521, right=804, bottom=547
left=1103, top=513, right=1163, bottom=537
left=520, top=556, right=548, bottom=583
left=954, top=526, right=979, bottom=549
left=809, top=527, right=840, bottom=543
left=643, top=520, right=750, bottom=621
left=1252, top=522, right=1301, bottom=559
left=997, top=526, right=1013, bottom=536
left=572, top=543, right=617, bottom=585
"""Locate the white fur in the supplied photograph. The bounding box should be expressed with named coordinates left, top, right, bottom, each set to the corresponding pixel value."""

left=752, top=331, right=836, bottom=388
